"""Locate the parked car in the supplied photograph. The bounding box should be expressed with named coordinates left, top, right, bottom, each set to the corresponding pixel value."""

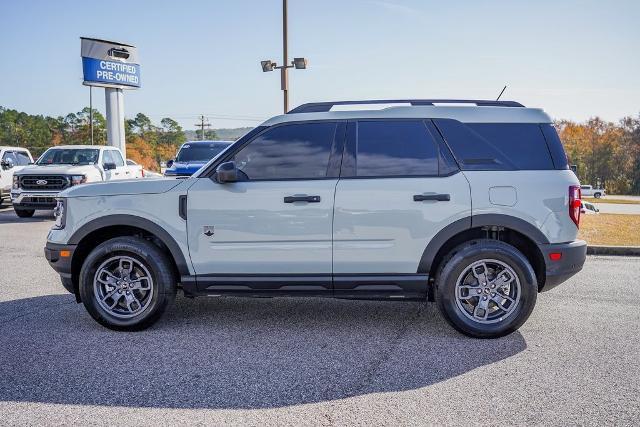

left=580, top=201, right=599, bottom=215
left=125, top=159, right=144, bottom=178
left=0, top=146, right=33, bottom=207
left=580, top=185, right=605, bottom=198
left=44, top=99, right=586, bottom=338
left=163, top=140, right=232, bottom=177
left=12, top=145, right=141, bottom=217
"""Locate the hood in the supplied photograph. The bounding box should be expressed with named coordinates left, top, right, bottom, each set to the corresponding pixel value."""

left=165, top=161, right=206, bottom=176
left=15, top=164, right=99, bottom=175
left=61, top=177, right=185, bottom=198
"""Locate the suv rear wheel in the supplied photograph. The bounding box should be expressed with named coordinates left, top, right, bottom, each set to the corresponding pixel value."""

left=79, top=236, right=176, bottom=331
left=435, top=239, right=537, bottom=338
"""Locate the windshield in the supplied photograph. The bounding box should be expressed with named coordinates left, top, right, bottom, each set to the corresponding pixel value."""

left=37, top=148, right=100, bottom=165
left=175, top=143, right=229, bottom=162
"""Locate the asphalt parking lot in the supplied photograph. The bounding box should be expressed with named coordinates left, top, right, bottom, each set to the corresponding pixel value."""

left=0, top=207, right=638, bottom=425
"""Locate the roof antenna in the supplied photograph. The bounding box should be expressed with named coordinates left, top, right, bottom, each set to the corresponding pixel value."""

left=496, top=85, right=507, bottom=101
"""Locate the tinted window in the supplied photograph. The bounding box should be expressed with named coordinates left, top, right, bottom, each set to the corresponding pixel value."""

left=434, top=120, right=554, bottom=170
left=15, top=151, right=31, bottom=165
left=541, top=124, right=569, bottom=169
left=356, top=120, right=439, bottom=177
left=233, top=122, right=337, bottom=180
left=176, top=143, right=230, bottom=162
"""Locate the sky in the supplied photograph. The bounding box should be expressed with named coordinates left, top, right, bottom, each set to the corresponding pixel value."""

left=1, top=0, right=639, bottom=130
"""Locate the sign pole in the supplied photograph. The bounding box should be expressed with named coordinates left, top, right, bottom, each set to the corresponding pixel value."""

left=105, top=88, right=126, bottom=159
left=89, top=86, right=94, bottom=145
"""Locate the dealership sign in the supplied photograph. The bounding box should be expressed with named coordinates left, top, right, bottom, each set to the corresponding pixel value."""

left=81, top=38, right=141, bottom=89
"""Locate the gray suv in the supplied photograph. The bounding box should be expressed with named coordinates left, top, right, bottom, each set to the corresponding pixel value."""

left=44, top=99, right=587, bottom=337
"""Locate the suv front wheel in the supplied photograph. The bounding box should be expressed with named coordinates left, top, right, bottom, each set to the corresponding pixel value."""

left=79, top=236, right=176, bottom=331
left=435, top=239, right=537, bottom=338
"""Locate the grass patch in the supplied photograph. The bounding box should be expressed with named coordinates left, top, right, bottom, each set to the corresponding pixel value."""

left=583, top=197, right=640, bottom=205
left=579, top=214, right=640, bottom=246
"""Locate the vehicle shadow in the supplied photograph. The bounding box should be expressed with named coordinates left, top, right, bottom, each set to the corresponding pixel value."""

left=0, top=294, right=527, bottom=409
left=0, top=208, right=53, bottom=223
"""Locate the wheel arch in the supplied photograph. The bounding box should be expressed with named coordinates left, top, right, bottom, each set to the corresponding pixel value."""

left=68, top=215, right=190, bottom=300
left=419, top=214, right=548, bottom=293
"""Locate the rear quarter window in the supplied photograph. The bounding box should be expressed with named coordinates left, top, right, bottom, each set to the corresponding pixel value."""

left=433, top=120, right=557, bottom=170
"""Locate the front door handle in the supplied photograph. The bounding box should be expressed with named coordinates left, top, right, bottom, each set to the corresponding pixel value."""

left=284, top=195, right=321, bottom=203
left=413, top=193, right=450, bottom=202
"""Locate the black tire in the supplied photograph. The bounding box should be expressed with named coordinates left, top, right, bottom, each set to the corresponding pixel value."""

left=594, top=192, right=602, bottom=199
left=14, top=208, right=35, bottom=218
left=435, top=239, right=537, bottom=338
left=79, top=236, right=176, bottom=331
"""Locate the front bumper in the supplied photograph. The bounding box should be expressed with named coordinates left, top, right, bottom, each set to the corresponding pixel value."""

left=44, top=242, right=77, bottom=294
left=538, top=240, right=587, bottom=291
left=12, top=190, right=60, bottom=209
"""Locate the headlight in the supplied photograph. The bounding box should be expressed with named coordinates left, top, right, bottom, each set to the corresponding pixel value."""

left=52, top=199, right=66, bottom=230
left=69, top=175, right=86, bottom=186
left=12, top=175, right=19, bottom=189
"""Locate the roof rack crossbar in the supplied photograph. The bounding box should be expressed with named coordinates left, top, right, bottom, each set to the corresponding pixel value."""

left=287, top=99, right=525, bottom=114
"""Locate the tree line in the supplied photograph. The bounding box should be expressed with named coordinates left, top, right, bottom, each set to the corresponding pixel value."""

left=0, top=106, right=213, bottom=171
left=1, top=106, right=639, bottom=193
left=557, top=115, right=640, bottom=194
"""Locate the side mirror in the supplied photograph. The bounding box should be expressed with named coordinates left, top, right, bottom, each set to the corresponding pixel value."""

left=215, top=161, right=238, bottom=183
left=103, top=162, right=117, bottom=171
left=166, top=159, right=174, bottom=169
left=1, top=158, right=15, bottom=170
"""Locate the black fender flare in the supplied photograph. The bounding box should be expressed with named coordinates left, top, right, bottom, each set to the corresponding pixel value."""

left=417, top=214, right=549, bottom=274
left=68, top=214, right=191, bottom=275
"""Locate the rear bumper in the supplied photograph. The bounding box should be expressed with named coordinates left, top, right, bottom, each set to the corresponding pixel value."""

left=538, top=240, right=587, bottom=291
left=44, top=242, right=77, bottom=294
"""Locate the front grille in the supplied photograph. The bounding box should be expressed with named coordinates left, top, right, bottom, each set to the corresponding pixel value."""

left=20, top=196, right=57, bottom=207
left=20, top=175, right=69, bottom=191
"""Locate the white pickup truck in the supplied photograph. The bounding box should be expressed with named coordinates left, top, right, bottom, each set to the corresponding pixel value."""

left=0, top=146, right=34, bottom=207
left=11, top=145, right=142, bottom=217
left=580, top=185, right=606, bottom=199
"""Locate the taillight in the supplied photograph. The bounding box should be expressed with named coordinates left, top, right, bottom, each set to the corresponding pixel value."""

left=569, top=185, right=581, bottom=227
left=141, top=168, right=145, bottom=177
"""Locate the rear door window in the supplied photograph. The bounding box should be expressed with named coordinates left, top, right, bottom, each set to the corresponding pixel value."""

left=355, top=120, right=439, bottom=177
left=434, top=120, right=555, bottom=170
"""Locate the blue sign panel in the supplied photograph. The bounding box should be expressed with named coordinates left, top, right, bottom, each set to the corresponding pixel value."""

left=82, top=57, right=141, bottom=88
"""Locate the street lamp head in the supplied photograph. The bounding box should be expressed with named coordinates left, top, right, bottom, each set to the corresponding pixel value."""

left=261, top=60, right=276, bottom=72
left=293, top=57, right=308, bottom=69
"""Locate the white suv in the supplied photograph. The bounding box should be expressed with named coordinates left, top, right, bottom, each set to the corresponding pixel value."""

left=44, top=99, right=587, bottom=338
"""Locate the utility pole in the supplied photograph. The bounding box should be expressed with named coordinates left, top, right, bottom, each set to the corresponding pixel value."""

left=194, top=115, right=211, bottom=140
left=282, top=0, right=289, bottom=113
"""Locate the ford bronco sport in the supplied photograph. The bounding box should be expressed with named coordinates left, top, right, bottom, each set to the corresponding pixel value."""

left=45, top=99, right=587, bottom=338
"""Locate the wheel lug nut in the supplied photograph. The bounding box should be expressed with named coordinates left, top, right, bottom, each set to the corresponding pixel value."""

left=477, top=289, right=482, bottom=294
left=491, top=292, right=496, bottom=297
left=482, top=296, right=488, bottom=300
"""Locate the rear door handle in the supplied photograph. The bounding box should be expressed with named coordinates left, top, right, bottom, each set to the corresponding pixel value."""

left=284, top=195, right=321, bottom=203
left=413, top=193, right=450, bottom=202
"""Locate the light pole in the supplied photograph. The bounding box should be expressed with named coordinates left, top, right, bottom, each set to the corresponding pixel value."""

left=260, top=0, right=308, bottom=113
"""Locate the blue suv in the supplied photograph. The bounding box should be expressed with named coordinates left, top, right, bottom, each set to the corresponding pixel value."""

left=164, top=140, right=232, bottom=177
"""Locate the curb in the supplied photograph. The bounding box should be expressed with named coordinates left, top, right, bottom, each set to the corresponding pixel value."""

left=587, top=246, right=640, bottom=256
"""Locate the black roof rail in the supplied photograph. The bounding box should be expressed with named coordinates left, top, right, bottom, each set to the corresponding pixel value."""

left=287, top=99, right=525, bottom=114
